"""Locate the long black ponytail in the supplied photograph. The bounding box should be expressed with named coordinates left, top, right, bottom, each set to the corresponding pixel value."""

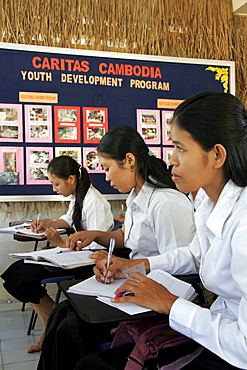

left=47, top=156, right=91, bottom=231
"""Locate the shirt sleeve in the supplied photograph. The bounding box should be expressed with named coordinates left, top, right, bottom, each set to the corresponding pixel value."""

left=169, top=228, right=247, bottom=368
left=59, top=197, right=74, bottom=227
left=82, top=195, right=113, bottom=231
left=150, top=194, right=196, bottom=255
left=148, top=229, right=201, bottom=273
left=82, top=193, right=114, bottom=250
left=169, top=297, right=247, bottom=368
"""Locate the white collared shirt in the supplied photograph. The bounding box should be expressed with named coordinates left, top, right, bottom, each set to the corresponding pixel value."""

left=59, top=186, right=114, bottom=249
left=124, top=182, right=196, bottom=259
left=148, top=180, right=247, bottom=368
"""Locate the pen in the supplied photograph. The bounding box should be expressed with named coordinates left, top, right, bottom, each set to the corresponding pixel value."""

left=104, top=238, right=115, bottom=284
left=36, top=212, right=41, bottom=231
left=56, top=250, right=74, bottom=254
left=114, top=292, right=135, bottom=298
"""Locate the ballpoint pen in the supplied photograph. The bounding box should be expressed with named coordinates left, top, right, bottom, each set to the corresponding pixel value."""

left=104, top=238, right=115, bottom=284
left=36, top=212, right=41, bottom=232
left=56, top=250, right=73, bottom=254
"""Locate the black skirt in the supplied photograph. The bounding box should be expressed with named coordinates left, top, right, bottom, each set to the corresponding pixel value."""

left=1, top=259, right=94, bottom=304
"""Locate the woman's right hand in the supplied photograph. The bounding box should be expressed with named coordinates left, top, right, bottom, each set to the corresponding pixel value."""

left=66, top=230, right=98, bottom=250
left=30, top=220, right=50, bottom=233
left=93, top=256, right=136, bottom=283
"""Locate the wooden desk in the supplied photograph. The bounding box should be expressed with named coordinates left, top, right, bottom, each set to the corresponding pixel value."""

left=60, top=279, right=157, bottom=324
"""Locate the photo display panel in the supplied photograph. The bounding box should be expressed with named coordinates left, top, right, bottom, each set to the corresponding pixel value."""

left=0, top=42, right=235, bottom=197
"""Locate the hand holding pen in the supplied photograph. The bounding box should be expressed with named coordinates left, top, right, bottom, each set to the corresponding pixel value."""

left=104, top=238, right=116, bottom=284
left=35, top=212, right=40, bottom=232
left=30, top=213, right=42, bottom=233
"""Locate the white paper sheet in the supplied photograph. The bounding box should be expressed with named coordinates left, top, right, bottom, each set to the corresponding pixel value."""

left=97, top=296, right=151, bottom=315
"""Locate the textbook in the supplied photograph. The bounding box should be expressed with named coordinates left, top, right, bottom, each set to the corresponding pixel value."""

left=0, top=222, right=66, bottom=239
left=9, top=247, right=95, bottom=269
left=67, top=269, right=198, bottom=302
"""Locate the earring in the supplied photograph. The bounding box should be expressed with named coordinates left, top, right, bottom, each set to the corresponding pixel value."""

left=130, top=164, right=134, bottom=171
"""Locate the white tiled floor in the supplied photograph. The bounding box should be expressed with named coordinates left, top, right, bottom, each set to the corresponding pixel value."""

left=0, top=299, right=42, bottom=370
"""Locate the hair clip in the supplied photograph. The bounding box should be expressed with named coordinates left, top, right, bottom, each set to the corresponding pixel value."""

left=148, top=150, right=154, bottom=157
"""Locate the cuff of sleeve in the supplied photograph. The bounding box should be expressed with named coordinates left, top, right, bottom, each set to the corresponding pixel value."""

left=148, top=255, right=171, bottom=272
left=169, top=298, right=198, bottom=338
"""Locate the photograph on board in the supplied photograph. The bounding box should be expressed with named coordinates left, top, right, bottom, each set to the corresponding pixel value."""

left=26, top=147, right=53, bottom=185
left=163, top=147, right=174, bottom=167
left=0, top=104, right=23, bottom=142
left=148, top=146, right=161, bottom=159
left=136, top=109, right=160, bottom=144
left=0, top=146, right=24, bottom=184
left=55, top=147, right=82, bottom=164
left=83, top=107, right=108, bottom=144
left=25, top=105, right=53, bottom=143
left=82, top=147, right=104, bottom=173
left=162, top=110, right=174, bottom=145
left=54, top=106, right=81, bottom=143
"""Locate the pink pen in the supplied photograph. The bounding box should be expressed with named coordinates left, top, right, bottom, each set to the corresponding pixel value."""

left=114, top=292, right=124, bottom=298
left=114, top=292, right=135, bottom=298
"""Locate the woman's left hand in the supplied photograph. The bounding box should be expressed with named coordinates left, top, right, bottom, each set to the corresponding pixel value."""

left=45, top=227, right=63, bottom=247
left=111, top=272, right=179, bottom=315
left=89, top=250, right=108, bottom=262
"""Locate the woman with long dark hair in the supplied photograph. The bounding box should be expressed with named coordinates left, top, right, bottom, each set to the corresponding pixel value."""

left=37, top=126, right=196, bottom=370
left=66, top=125, right=194, bottom=259
left=78, top=91, right=247, bottom=370
left=1, top=155, right=114, bottom=353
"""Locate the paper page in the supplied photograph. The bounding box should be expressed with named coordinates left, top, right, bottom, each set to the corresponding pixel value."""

left=10, top=246, right=63, bottom=259
left=97, top=297, right=151, bottom=315
left=45, top=250, right=95, bottom=267
left=147, top=270, right=194, bottom=300
left=121, top=262, right=146, bottom=279
left=0, top=222, right=31, bottom=234
left=17, top=227, right=65, bottom=236
left=0, top=223, right=66, bottom=237
left=67, top=276, right=126, bottom=297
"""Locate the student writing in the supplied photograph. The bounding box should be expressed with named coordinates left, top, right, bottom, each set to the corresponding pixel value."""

left=37, top=125, right=196, bottom=370
left=1, top=155, right=114, bottom=353
left=79, top=91, right=247, bottom=369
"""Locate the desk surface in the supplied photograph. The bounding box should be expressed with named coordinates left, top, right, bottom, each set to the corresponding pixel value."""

left=60, top=279, right=157, bottom=324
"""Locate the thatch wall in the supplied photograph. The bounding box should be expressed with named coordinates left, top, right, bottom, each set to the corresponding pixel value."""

left=0, top=0, right=246, bottom=104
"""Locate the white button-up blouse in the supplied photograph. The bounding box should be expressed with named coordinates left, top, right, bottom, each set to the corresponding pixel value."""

left=124, top=182, right=196, bottom=259
left=148, top=180, right=247, bottom=368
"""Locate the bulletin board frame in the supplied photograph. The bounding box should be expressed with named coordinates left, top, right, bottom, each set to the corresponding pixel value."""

left=0, top=42, right=235, bottom=201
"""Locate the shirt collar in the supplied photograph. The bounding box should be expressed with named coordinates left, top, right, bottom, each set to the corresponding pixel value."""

left=126, top=182, right=155, bottom=213
left=206, top=180, right=244, bottom=238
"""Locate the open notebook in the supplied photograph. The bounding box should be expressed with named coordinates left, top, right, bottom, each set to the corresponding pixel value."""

left=67, top=269, right=197, bottom=300
left=67, top=269, right=198, bottom=315
left=0, top=222, right=66, bottom=239
left=9, top=247, right=95, bottom=269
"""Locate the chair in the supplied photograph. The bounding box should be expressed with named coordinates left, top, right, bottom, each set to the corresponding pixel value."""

left=9, top=222, right=74, bottom=312
left=27, top=275, right=74, bottom=335
left=112, top=219, right=123, bottom=230
left=9, top=221, right=51, bottom=311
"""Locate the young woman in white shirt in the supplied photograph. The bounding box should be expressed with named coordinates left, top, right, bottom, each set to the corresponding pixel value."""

left=1, top=155, right=114, bottom=353
left=80, top=91, right=247, bottom=369
left=66, top=125, right=195, bottom=257
left=37, top=125, right=196, bottom=370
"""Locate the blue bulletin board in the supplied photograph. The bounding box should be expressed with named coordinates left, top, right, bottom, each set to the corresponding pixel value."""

left=0, top=42, right=235, bottom=199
